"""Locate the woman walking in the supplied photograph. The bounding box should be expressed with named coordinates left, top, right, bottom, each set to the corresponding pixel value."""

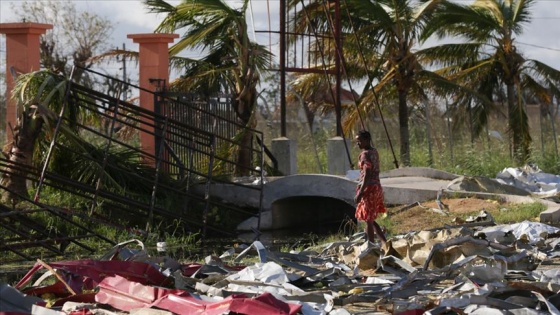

left=354, top=130, right=387, bottom=247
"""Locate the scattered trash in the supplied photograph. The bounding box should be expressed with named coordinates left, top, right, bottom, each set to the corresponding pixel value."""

left=496, top=165, right=560, bottom=201
left=2, top=220, right=559, bottom=315
left=447, top=175, right=531, bottom=196
left=157, top=241, right=168, bottom=253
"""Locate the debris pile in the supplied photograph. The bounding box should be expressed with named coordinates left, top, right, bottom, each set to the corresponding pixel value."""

left=1, top=223, right=560, bottom=315
left=496, top=166, right=560, bottom=201
left=447, top=164, right=560, bottom=201
left=447, top=165, right=560, bottom=202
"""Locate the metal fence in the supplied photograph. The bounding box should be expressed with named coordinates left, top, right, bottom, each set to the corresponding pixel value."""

left=0, top=67, right=265, bottom=262
left=157, top=92, right=248, bottom=176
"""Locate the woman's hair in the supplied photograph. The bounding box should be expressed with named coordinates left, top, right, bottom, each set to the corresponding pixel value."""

left=357, top=130, right=371, bottom=140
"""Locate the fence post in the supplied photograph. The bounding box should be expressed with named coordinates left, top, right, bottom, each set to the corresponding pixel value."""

left=127, top=33, right=178, bottom=165
left=0, top=22, right=52, bottom=144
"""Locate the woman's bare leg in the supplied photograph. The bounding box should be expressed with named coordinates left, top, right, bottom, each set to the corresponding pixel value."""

left=365, top=221, right=376, bottom=243
left=372, top=221, right=387, bottom=247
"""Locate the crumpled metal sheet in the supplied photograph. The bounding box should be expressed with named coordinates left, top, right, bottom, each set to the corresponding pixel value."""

left=95, top=275, right=189, bottom=311
left=16, top=259, right=173, bottom=297
left=95, top=274, right=302, bottom=315
left=478, top=221, right=560, bottom=246
left=496, top=166, right=560, bottom=198
left=8, top=220, right=560, bottom=315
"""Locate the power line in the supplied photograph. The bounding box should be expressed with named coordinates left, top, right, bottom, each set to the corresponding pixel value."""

left=517, top=41, right=560, bottom=52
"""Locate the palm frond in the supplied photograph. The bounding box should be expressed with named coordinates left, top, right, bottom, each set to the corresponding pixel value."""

left=511, top=0, right=536, bottom=33
left=418, top=43, right=483, bottom=68
left=12, top=70, right=70, bottom=124
left=144, top=0, right=177, bottom=15
left=521, top=74, right=552, bottom=104
left=525, top=59, right=560, bottom=83
left=88, top=49, right=139, bottom=65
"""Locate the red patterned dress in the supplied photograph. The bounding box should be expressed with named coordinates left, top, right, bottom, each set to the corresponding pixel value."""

left=355, top=147, right=386, bottom=221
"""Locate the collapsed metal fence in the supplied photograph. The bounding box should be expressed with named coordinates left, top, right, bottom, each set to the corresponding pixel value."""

left=0, top=67, right=266, bottom=262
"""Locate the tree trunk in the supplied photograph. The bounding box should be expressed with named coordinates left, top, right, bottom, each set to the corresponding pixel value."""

left=425, top=99, right=433, bottom=167
left=548, top=106, right=559, bottom=158
left=234, top=86, right=257, bottom=176
left=506, top=83, right=531, bottom=165
left=1, top=111, right=43, bottom=205
left=235, top=129, right=253, bottom=176
left=398, top=89, right=410, bottom=166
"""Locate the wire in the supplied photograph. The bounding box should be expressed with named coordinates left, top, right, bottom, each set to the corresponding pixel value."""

left=297, top=0, right=353, bottom=168
left=517, top=41, right=560, bottom=52
left=339, top=0, right=399, bottom=169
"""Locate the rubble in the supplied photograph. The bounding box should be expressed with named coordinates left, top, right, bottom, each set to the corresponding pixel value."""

left=1, top=221, right=559, bottom=315
left=496, top=166, right=560, bottom=201
left=447, top=165, right=560, bottom=202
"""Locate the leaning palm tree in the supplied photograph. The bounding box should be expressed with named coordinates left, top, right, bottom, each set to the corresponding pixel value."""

left=0, top=70, right=155, bottom=206
left=1, top=71, right=69, bottom=205
left=421, top=0, right=560, bottom=165
left=290, top=0, right=449, bottom=167
left=145, top=0, right=272, bottom=176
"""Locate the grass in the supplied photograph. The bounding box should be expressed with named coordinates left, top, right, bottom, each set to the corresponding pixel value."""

left=492, top=201, right=545, bottom=224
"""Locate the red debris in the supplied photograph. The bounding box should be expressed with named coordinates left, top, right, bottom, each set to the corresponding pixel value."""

left=96, top=275, right=302, bottom=315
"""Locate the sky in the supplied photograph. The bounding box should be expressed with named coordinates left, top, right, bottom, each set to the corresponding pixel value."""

left=0, top=0, right=559, bottom=79
left=0, top=0, right=281, bottom=78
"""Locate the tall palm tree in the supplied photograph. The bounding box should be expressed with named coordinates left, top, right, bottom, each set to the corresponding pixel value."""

left=421, top=0, right=560, bottom=164
left=290, top=0, right=448, bottom=167
left=145, top=0, right=272, bottom=176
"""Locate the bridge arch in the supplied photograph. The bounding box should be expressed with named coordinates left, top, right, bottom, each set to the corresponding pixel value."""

left=238, top=174, right=358, bottom=230
left=263, top=174, right=356, bottom=208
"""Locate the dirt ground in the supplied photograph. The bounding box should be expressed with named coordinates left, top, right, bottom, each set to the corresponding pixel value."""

left=386, top=197, right=509, bottom=235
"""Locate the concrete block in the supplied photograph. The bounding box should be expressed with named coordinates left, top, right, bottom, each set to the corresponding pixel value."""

left=540, top=203, right=560, bottom=223
left=327, top=137, right=352, bottom=175
left=271, top=137, right=297, bottom=175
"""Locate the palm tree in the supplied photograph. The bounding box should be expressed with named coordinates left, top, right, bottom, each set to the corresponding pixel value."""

left=1, top=71, right=70, bottom=204
left=0, top=70, right=164, bottom=206
left=421, top=0, right=560, bottom=164
left=289, top=0, right=448, bottom=167
left=145, top=0, right=272, bottom=176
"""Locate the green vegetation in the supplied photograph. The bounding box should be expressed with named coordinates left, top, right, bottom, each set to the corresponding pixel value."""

left=492, top=202, right=546, bottom=224
left=292, top=126, right=559, bottom=177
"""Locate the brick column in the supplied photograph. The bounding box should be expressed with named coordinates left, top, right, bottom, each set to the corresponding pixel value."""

left=127, top=33, right=178, bottom=162
left=0, top=22, right=52, bottom=143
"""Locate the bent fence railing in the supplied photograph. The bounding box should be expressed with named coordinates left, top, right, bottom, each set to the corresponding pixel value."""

left=0, top=67, right=266, bottom=262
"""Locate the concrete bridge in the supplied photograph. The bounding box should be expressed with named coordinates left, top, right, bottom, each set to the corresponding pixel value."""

left=198, top=167, right=560, bottom=231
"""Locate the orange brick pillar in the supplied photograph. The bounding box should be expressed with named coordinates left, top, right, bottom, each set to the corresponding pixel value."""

left=0, top=22, right=52, bottom=144
left=127, top=33, right=178, bottom=164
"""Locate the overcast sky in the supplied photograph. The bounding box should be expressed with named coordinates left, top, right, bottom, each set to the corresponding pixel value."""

left=1, top=0, right=559, bottom=75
